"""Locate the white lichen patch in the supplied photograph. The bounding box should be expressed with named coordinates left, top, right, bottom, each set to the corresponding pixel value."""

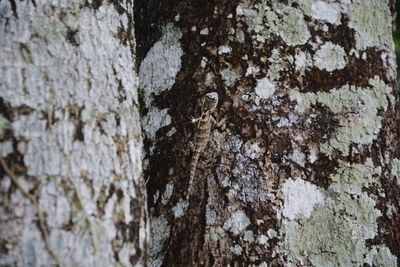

left=200, top=28, right=209, bottom=35
left=254, top=77, right=276, bottom=101
left=289, top=149, right=306, bottom=167
left=242, top=141, right=262, bottom=160
left=206, top=209, right=218, bottom=225
left=290, top=76, right=392, bottom=157
left=149, top=215, right=170, bottom=266
left=245, top=63, right=260, bottom=77
left=218, top=45, right=232, bottom=55
left=365, top=245, right=398, bottom=267
left=0, top=141, right=13, bottom=157
left=161, top=182, right=174, bottom=205
left=230, top=244, right=243, bottom=255
left=294, top=51, right=312, bottom=72
left=257, top=234, right=269, bottom=245
left=235, top=29, right=245, bottom=44
left=243, top=230, right=255, bottom=243
left=139, top=24, right=183, bottom=106
left=223, top=210, right=250, bottom=235
left=310, top=1, right=341, bottom=25
left=314, top=42, right=347, bottom=71
left=380, top=50, right=397, bottom=82
left=391, top=158, right=400, bottom=186
left=306, top=146, right=318, bottom=164
left=172, top=199, right=188, bottom=219
left=143, top=108, right=171, bottom=141
left=347, top=0, right=393, bottom=50
left=267, top=228, right=277, bottom=238
left=282, top=178, right=324, bottom=220
left=139, top=24, right=182, bottom=141
left=152, top=191, right=160, bottom=205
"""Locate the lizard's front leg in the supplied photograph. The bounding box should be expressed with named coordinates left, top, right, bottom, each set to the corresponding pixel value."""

left=190, top=116, right=201, bottom=124
left=211, top=115, right=229, bottom=128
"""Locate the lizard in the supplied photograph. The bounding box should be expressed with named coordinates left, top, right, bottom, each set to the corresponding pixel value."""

left=187, top=92, right=219, bottom=199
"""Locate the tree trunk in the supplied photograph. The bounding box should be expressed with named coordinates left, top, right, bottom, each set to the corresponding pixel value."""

left=137, top=0, right=400, bottom=266
left=0, top=1, right=147, bottom=266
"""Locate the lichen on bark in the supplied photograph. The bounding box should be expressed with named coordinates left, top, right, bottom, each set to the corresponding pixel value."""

left=136, top=0, right=399, bottom=265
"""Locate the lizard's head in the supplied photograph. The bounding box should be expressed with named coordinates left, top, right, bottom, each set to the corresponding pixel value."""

left=203, top=92, right=218, bottom=112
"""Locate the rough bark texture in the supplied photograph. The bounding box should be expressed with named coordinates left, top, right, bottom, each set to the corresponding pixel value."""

left=0, top=1, right=147, bottom=266
left=137, top=0, right=400, bottom=266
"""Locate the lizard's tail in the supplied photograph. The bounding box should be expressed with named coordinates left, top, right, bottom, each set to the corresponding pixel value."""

left=187, top=153, right=200, bottom=196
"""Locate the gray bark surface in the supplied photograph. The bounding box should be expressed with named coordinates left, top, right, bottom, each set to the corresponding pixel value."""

left=0, top=1, right=147, bottom=266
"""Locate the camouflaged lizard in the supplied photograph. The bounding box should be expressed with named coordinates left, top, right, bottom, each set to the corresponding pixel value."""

left=187, top=92, right=219, bottom=198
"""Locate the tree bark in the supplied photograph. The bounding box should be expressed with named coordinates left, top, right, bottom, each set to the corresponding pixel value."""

left=137, top=0, right=400, bottom=266
left=0, top=1, right=147, bottom=266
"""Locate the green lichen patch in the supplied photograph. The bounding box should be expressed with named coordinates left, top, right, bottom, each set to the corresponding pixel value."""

left=220, top=68, right=241, bottom=87
left=206, top=226, right=226, bottom=243
left=329, top=158, right=379, bottom=195
left=266, top=48, right=292, bottom=82
left=283, top=195, right=379, bottom=267
left=314, top=42, right=347, bottom=72
left=288, top=0, right=312, bottom=18
left=290, top=76, right=392, bottom=157
left=274, top=4, right=311, bottom=47
left=243, top=230, right=255, bottom=243
left=289, top=0, right=341, bottom=25
left=230, top=244, right=243, bottom=255
left=348, top=0, right=393, bottom=50
left=239, top=0, right=271, bottom=43
left=282, top=159, right=397, bottom=266
left=366, top=246, right=398, bottom=266
left=149, top=215, right=170, bottom=265
left=240, top=1, right=310, bottom=46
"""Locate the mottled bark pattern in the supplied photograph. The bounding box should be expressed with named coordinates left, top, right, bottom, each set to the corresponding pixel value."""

left=137, top=0, right=399, bottom=266
left=0, top=1, right=147, bottom=266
